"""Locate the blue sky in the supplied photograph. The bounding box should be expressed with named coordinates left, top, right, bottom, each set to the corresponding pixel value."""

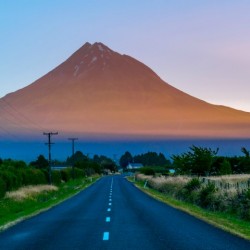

left=1, top=0, right=250, bottom=111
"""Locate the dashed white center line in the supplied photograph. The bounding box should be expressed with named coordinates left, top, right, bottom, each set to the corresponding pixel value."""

left=102, top=179, right=114, bottom=240
left=103, top=232, right=109, bottom=241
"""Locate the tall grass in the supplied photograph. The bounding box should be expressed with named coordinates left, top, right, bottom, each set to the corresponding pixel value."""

left=135, top=174, right=250, bottom=221
left=136, top=174, right=190, bottom=197
left=205, top=174, right=250, bottom=183
left=202, top=174, right=250, bottom=193
left=5, top=185, right=58, bottom=201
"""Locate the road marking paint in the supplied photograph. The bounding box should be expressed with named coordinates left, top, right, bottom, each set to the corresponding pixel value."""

left=106, top=217, right=111, bottom=222
left=109, top=203, right=112, bottom=206
left=107, top=208, right=111, bottom=212
left=109, top=199, right=112, bottom=201
left=103, top=232, right=109, bottom=241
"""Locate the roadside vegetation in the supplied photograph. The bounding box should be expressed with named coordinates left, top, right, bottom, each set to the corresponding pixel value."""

left=0, top=178, right=98, bottom=230
left=123, top=146, right=250, bottom=239
left=0, top=151, right=118, bottom=230
left=132, top=176, right=250, bottom=240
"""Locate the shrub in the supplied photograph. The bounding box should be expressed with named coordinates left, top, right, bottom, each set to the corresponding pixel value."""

left=31, top=169, right=47, bottom=185
left=19, top=169, right=46, bottom=186
left=185, top=178, right=201, bottom=192
left=140, top=167, right=155, bottom=176
left=0, top=171, right=20, bottom=191
left=238, top=189, right=250, bottom=220
left=0, top=177, right=6, bottom=198
left=198, top=183, right=218, bottom=209
left=178, top=178, right=201, bottom=203
left=83, top=168, right=95, bottom=176
left=74, top=168, right=84, bottom=178
left=51, top=171, right=61, bottom=186
left=60, top=169, right=72, bottom=182
left=19, top=169, right=33, bottom=186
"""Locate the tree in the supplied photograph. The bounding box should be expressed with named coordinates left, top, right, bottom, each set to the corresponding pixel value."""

left=241, top=147, right=250, bottom=158
left=133, top=152, right=170, bottom=167
left=172, top=146, right=218, bottom=176
left=119, top=151, right=133, bottom=169
left=66, top=151, right=88, bottom=165
left=219, top=159, right=232, bottom=175
left=30, top=155, right=48, bottom=169
left=172, top=153, right=192, bottom=175
left=101, top=160, right=117, bottom=173
left=239, top=147, right=250, bottom=173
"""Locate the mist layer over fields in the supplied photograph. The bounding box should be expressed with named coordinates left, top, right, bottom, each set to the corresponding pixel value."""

left=1, top=139, right=249, bottom=163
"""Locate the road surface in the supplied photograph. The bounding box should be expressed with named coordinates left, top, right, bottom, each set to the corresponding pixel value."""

left=0, top=175, right=250, bottom=249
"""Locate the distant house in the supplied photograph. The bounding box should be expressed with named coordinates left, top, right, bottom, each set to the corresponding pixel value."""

left=126, top=163, right=143, bottom=170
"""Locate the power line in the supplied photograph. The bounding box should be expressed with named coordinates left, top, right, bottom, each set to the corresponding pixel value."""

left=0, top=124, right=21, bottom=140
left=0, top=98, right=45, bottom=130
left=43, top=132, right=58, bottom=184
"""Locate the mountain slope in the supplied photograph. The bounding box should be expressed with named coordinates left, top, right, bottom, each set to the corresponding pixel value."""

left=1, top=42, right=250, bottom=139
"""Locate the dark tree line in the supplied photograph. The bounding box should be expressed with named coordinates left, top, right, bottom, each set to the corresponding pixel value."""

left=119, top=151, right=170, bottom=170
left=119, top=146, right=250, bottom=176
left=172, top=146, right=250, bottom=176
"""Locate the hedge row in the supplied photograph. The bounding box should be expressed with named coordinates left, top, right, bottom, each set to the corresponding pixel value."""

left=0, top=166, right=85, bottom=199
left=0, top=168, right=47, bottom=199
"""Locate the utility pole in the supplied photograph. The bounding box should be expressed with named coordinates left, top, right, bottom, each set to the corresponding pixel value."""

left=43, top=132, right=58, bottom=184
left=68, top=138, right=78, bottom=178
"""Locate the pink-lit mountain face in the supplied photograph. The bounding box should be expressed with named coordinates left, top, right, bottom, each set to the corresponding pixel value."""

left=1, top=42, right=250, bottom=139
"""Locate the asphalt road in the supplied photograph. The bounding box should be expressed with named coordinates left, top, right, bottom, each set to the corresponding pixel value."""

left=0, top=175, right=250, bottom=250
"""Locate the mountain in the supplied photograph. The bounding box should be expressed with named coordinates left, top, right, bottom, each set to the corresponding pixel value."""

left=1, top=42, right=250, bottom=139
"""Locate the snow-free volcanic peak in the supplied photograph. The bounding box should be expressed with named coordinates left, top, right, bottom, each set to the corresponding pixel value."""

left=1, top=42, right=250, bottom=139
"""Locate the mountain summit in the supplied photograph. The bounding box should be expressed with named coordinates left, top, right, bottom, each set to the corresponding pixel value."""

left=1, top=42, right=250, bottom=139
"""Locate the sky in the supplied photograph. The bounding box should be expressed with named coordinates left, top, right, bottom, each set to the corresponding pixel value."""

left=1, top=0, right=250, bottom=112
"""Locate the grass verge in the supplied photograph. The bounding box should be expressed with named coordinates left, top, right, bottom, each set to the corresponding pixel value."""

left=0, top=177, right=99, bottom=231
left=129, top=178, right=250, bottom=241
